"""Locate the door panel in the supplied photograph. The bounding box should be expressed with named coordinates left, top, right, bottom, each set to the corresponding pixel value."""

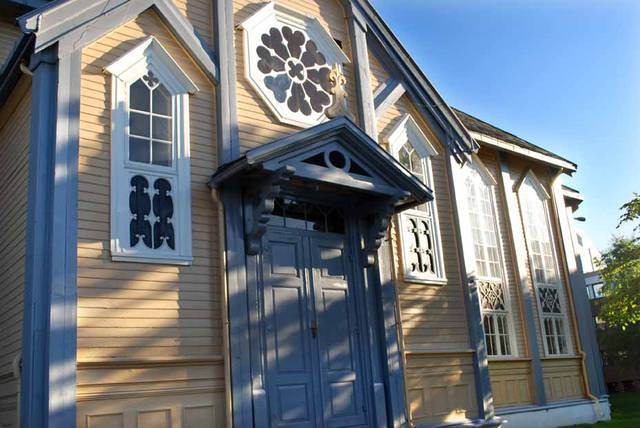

left=263, top=234, right=318, bottom=428
left=262, top=229, right=370, bottom=428
left=310, top=237, right=368, bottom=427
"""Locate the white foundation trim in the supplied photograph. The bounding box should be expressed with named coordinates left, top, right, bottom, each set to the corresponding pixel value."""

left=497, top=398, right=611, bottom=428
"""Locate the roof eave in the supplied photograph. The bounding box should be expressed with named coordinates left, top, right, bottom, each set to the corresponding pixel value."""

left=17, top=0, right=219, bottom=84
left=471, top=131, right=577, bottom=173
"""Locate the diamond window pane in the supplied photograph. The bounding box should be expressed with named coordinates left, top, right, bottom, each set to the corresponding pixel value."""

left=152, top=84, right=171, bottom=116
left=130, top=79, right=150, bottom=111
left=152, top=116, right=172, bottom=141
left=129, top=137, right=150, bottom=163
left=152, top=141, right=172, bottom=167
left=130, top=112, right=150, bottom=137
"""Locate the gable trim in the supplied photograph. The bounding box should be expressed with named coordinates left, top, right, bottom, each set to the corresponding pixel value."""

left=352, top=0, right=478, bottom=158
left=18, top=0, right=218, bottom=84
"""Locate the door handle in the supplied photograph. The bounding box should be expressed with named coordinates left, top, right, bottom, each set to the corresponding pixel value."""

left=310, top=320, right=318, bottom=338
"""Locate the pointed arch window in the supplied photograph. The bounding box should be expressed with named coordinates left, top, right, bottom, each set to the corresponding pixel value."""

left=518, top=171, right=571, bottom=355
left=105, top=37, right=196, bottom=264
left=463, top=160, right=515, bottom=356
left=389, top=115, right=445, bottom=283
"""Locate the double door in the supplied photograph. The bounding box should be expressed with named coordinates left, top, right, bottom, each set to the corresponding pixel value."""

left=261, top=226, right=372, bottom=428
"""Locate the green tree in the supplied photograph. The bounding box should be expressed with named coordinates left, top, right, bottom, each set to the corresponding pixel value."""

left=598, top=194, right=640, bottom=329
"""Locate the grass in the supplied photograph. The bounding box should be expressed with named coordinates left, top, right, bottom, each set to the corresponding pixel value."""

left=567, top=392, right=640, bottom=427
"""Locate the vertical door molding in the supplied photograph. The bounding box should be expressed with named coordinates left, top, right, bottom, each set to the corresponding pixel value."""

left=22, top=42, right=80, bottom=428
left=220, top=185, right=254, bottom=428
left=497, top=156, right=546, bottom=406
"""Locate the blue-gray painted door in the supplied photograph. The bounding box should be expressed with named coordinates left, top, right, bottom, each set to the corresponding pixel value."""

left=261, top=227, right=370, bottom=427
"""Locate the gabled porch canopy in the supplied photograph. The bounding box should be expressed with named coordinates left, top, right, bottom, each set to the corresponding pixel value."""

left=209, top=116, right=432, bottom=213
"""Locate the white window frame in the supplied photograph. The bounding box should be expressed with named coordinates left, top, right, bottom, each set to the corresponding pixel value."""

left=388, top=114, right=446, bottom=284
left=517, top=170, right=573, bottom=356
left=461, top=158, right=517, bottom=357
left=239, top=2, right=349, bottom=128
left=105, top=37, right=197, bottom=265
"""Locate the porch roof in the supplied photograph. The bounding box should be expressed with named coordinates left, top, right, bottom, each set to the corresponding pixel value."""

left=209, top=116, right=433, bottom=212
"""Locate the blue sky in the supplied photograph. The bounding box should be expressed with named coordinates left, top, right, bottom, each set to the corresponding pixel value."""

left=369, top=0, right=640, bottom=250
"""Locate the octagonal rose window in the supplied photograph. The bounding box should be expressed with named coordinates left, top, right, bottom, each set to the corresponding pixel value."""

left=241, top=3, right=350, bottom=128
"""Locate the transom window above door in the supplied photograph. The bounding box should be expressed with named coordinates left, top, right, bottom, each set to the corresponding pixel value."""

left=268, top=197, right=346, bottom=234
left=388, top=114, right=445, bottom=283
left=240, top=2, right=349, bottom=128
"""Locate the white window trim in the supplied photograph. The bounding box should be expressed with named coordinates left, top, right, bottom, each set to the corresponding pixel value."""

left=516, top=170, right=573, bottom=356
left=459, top=156, right=518, bottom=358
left=239, top=2, right=350, bottom=128
left=388, top=114, right=446, bottom=284
left=105, top=37, right=196, bottom=265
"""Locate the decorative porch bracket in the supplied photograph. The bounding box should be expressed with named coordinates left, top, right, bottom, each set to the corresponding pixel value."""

left=362, top=199, right=398, bottom=266
left=245, top=165, right=296, bottom=255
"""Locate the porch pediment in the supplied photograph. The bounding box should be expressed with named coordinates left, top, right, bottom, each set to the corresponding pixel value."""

left=209, top=116, right=432, bottom=212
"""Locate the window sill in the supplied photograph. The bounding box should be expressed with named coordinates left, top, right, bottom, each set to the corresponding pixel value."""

left=400, top=276, right=448, bottom=286
left=487, top=356, right=529, bottom=362
left=111, top=254, right=193, bottom=266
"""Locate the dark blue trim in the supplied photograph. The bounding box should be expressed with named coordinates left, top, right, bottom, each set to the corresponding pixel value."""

left=214, top=0, right=240, bottom=163
left=220, top=186, right=254, bottom=428
left=209, top=117, right=432, bottom=210
left=21, top=43, right=80, bottom=428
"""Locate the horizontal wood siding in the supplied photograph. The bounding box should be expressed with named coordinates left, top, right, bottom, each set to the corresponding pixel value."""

left=77, top=10, right=224, bottom=426
left=0, top=76, right=30, bottom=428
left=0, top=19, right=20, bottom=70
left=171, top=0, right=214, bottom=46
left=382, top=95, right=471, bottom=353
left=233, top=0, right=358, bottom=152
left=488, top=359, right=533, bottom=408
left=371, top=50, right=475, bottom=423
left=541, top=357, right=585, bottom=402
left=405, top=353, right=478, bottom=426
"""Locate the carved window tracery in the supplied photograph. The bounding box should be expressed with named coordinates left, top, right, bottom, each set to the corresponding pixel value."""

left=388, top=115, right=444, bottom=283
left=519, top=172, right=570, bottom=355
left=240, top=3, right=349, bottom=127
left=257, top=26, right=333, bottom=116
left=478, top=280, right=512, bottom=356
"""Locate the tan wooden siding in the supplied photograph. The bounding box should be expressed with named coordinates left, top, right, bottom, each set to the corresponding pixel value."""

left=0, top=20, right=20, bottom=70
left=380, top=95, right=471, bottom=352
left=232, top=0, right=359, bottom=152
left=77, top=10, right=224, bottom=426
left=541, top=357, right=585, bottom=402
left=171, top=0, right=214, bottom=46
left=368, top=50, right=390, bottom=95
left=0, top=76, right=31, bottom=428
left=478, top=151, right=527, bottom=357
left=488, top=359, right=533, bottom=408
left=406, top=353, right=478, bottom=425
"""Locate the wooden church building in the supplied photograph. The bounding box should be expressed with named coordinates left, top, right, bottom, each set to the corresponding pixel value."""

left=0, top=0, right=608, bottom=426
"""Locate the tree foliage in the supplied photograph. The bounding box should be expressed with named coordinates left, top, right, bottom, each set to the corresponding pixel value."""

left=618, top=193, right=640, bottom=233
left=599, top=237, right=640, bottom=329
left=598, top=193, right=640, bottom=329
